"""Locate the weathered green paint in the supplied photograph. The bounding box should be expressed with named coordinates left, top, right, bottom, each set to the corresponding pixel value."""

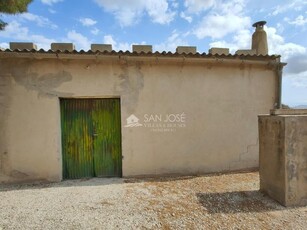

left=60, top=98, right=122, bottom=179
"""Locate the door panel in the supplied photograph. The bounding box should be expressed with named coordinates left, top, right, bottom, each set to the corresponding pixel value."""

left=92, top=99, right=122, bottom=177
left=60, top=98, right=121, bottom=179
left=61, top=99, right=94, bottom=179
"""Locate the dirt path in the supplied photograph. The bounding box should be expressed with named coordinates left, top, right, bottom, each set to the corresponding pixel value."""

left=0, top=172, right=306, bottom=229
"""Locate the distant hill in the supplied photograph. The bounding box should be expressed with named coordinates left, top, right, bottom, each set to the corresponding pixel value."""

left=293, top=105, right=307, bottom=109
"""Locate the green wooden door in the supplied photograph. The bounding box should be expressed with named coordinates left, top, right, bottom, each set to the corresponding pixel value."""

left=61, top=98, right=122, bottom=179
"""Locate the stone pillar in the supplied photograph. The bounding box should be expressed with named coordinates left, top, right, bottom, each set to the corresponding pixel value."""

left=258, top=109, right=307, bottom=206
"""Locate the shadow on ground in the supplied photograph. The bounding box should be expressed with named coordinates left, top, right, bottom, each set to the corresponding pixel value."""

left=196, top=190, right=287, bottom=213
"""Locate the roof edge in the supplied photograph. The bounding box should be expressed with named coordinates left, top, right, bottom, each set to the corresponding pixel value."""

left=0, top=49, right=281, bottom=60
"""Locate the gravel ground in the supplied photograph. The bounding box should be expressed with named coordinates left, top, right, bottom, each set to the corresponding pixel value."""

left=0, top=171, right=306, bottom=229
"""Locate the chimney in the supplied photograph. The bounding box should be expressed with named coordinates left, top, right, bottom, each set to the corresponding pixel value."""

left=252, top=21, right=268, bottom=55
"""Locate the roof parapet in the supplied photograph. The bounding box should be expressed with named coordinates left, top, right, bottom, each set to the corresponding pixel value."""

left=10, top=42, right=37, bottom=50
left=51, top=43, right=75, bottom=51
left=176, top=46, right=197, bottom=54
left=132, top=45, right=152, bottom=53
left=209, top=48, right=229, bottom=55
left=91, top=44, right=112, bottom=52
left=235, top=49, right=257, bottom=55
left=3, top=21, right=276, bottom=58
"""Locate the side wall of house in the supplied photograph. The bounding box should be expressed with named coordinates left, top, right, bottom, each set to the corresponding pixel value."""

left=0, top=57, right=278, bottom=182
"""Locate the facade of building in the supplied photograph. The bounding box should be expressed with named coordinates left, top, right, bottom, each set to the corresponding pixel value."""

left=0, top=24, right=286, bottom=183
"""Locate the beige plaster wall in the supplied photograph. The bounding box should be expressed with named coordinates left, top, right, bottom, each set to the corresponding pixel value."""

left=0, top=57, right=278, bottom=182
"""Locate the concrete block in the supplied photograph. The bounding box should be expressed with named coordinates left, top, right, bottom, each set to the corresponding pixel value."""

left=270, top=109, right=307, bottom=115
left=91, top=44, right=112, bottom=52
left=209, top=47, right=229, bottom=55
left=258, top=114, right=307, bottom=206
left=235, top=49, right=256, bottom=55
left=176, top=46, right=197, bottom=54
left=10, top=42, right=37, bottom=50
left=132, top=45, right=152, bottom=53
left=51, top=43, right=75, bottom=51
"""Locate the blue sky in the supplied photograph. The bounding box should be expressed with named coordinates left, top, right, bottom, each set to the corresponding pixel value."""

left=0, top=0, right=307, bottom=106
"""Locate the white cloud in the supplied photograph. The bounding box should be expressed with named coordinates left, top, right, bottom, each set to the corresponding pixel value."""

left=276, top=23, right=285, bottom=33
left=79, top=17, right=97, bottom=27
left=180, top=12, right=192, bottom=23
left=219, top=0, right=246, bottom=15
left=91, top=28, right=100, bottom=35
left=94, top=0, right=175, bottom=26
left=0, top=21, right=55, bottom=50
left=103, top=34, right=130, bottom=51
left=209, top=29, right=252, bottom=53
left=213, top=31, right=249, bottom=51
left=284, top=69, right=307, bottom=94
left=94, top=0, right=144, bottom=27
left=0, top=21, right=28, bottom=40
left=41, top=0, right=63, bottom=5
left=286, top=15, right=307, bottom=26
left=0, top=42, right=9, bottom=49
left=184, top=0, right=245, bottom=14
left=283, top=54, right=307, bottom=92
left=154, top=30, right=188, bottom=52
left=233, top=29, right=252, bottom=49
left=192, top=0, right=251, bottom=39
left=290, top=72, right=307, bottom=88
left=282, top=74, right=307, bottom=106
left=31, top=35, right=55, bottom=50
left=266, top=26, right=306, bottom=58
left=66, top=30, right=91, bottom=50
left=48, top=9, right=56, bottom=14
left=20, top=13, right=57, bottom=29
left=272, top=0, right=307, bottom=16
left=170, top=0, right=179, bottom=9
left=145, top=1, right=175, bottom=24
left=103, top=35, right=116, bottom=45
left=184, top=0, right=215, bottom=13
left=265, top=26, right=307, bottom=93
left=208, top=24, right=306, bottom=58
left=209, top=40, right=233, bottom=50
left=194, top=14, right=250, bottom=39
left=286, top=54, right=307, bottom=74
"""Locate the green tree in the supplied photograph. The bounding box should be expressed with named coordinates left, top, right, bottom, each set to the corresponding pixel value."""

left=0, top=0, right=33, bottom=30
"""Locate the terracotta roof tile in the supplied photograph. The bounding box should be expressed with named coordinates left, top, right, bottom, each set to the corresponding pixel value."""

left=0, top=48, right=281, bottom=61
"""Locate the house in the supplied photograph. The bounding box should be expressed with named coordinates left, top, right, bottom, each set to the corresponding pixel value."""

left=125, top=114, right=142, bottom=127
left=0, top=22, right=286, bottom=183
